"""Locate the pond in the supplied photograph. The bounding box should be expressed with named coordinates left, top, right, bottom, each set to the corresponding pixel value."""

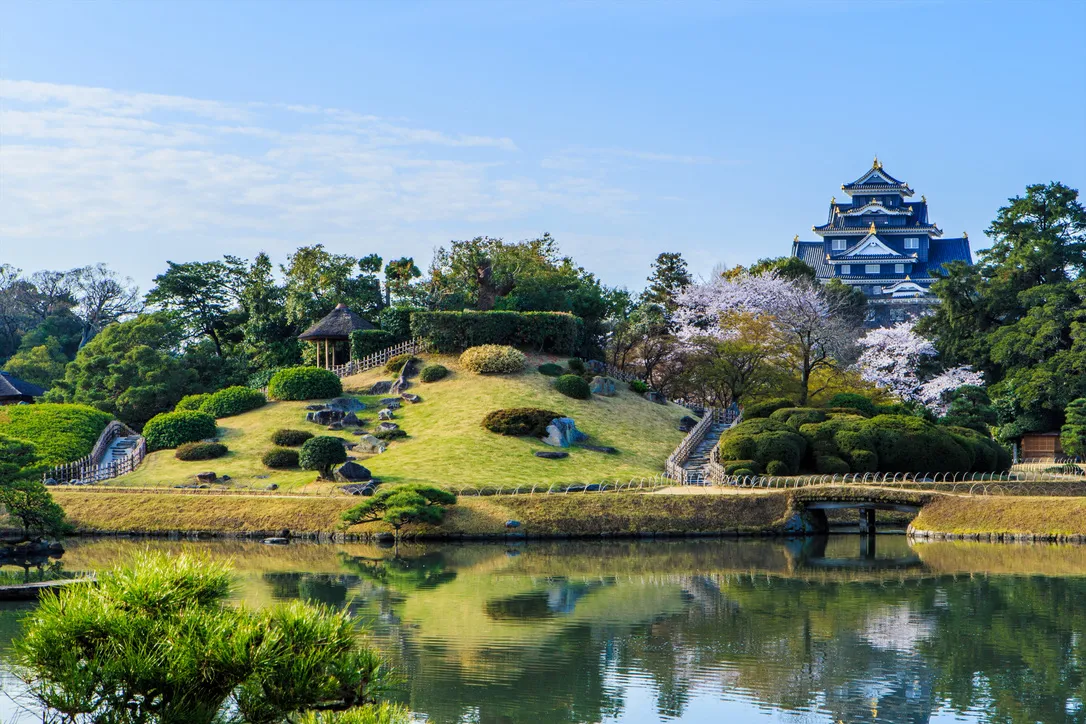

left=1, top=535, right=1084, bottom=723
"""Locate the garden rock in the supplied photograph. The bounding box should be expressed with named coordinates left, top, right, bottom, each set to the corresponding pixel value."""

left=356, top=435, right=387, bottom=454
left=585, top=360, right=607, bottom=374
left=379, top=398, right=402, bottom=410
left=643, top=391, right=667, bottom=405
left=265, top=483, right=278, bottom=491
left=328, top=397, right=366, bottom=412
left=262, top=537, right=289, bottom=546
left=534, top=451, right=569, bottom=459
left=306, top=409, right=345, bottom=426
left=340, top=482, right=378, bottom=496
left=589, top=376, right=617, bottom=396
left=580, top=444, right=617, bottom=454
left=326, top=422, right=343, bottom=430
left=505, top=520, right=521, bottom=528
left=335, top=461, right=372, bottom=483
left=196, top=472, right=217, bottom=483
left=378, top=408, right=395, bottom=421
left=401, top=393, right=421, bottom=404
left=305, top=404, right=326, bottom=411
left=342, top=412, right=360, bottom=426
left=540, top=418, right=588, bottom=448
left=678, top=416, right=698, bottom=432
left=221, top=474, right=231, bottom=481
left=351, top=429, right=369, bottom=436
left=377, top=422, right=399, bottom=432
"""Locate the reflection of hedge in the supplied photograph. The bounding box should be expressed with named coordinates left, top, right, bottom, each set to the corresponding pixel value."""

left=349, top=329, right=396, bottom=359
left=144, top=411, right=217, bottom=451
left=199, top=386, right=266, bottom=418
left=267, top=367, right=342, bottom=401
left=412, top=311, right=583, bottom=354
left=718, top=406, right=1011, bottom=475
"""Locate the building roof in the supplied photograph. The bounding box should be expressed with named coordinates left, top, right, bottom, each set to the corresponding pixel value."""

left=927, top=237, right=973, bottom=267
left=0, top=371, right=46, bottom=400
left=842, top=157, right=914, bottom=195
left=792, top=240, right=834, bottom=278
left=297, top=303, right=375, bottom=341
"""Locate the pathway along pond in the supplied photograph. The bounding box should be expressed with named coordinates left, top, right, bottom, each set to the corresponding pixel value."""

left=1, top=536, right=1085, bottom=723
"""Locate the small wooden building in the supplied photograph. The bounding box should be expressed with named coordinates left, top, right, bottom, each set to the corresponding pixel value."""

left=1021, top=432, right=1064, bottom=461
left=0, top=371, right=45, bottom=405
left=297, top=303, right=374, bottom=369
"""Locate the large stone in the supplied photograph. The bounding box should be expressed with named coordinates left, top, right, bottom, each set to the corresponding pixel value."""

left=305, top=404, right=327, bottom=411
left=379, top=398, right=402, bottom=410
left=367, top=380, right=393, bottom=395
left=326, top=422, right=344, bottom=430
left=340, top=482, right=379, bottom=496
left=328, top=397, right=366, bottom=412
left=589, top=376, right=617, bottom=396
left=306, top=409, right=345, bottom=426
left=377, top=421, right=399, bottom=432
left=378, top=408, right=395, bottom=421
left=540, top=417, right=588, bottom=448
left=678, top=415, right=698, bottom=432
left=335, top=461, right=372, bottom=482
left=196, top=472, right=217, bottom=483
left=585, top=359, right=607, bottom=374
left=342, top=411, right=360, bottom=426
left=643, top=391, right=667, bottom=405
left=534, top=450, right=569, bottom=459
left=355, top=435, right=387, bottom=454
left=401, top=393, right=421, bottom=404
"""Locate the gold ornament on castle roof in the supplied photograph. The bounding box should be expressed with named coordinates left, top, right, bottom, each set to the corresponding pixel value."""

left=963, top=231, right=968, bottom=238
left=908, top=205, right=914, bottom=212
left=905, top=274, right=912, bottom=281
left=868, top=222, right=877, bottom=234
left=794, top=235, right=799, bottom=242
left=873, top=155, right=881, bottom=168
left=921, top=195, right=926, bottom=203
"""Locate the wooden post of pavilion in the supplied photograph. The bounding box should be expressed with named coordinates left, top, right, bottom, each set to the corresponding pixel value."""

left=297, top=303, right=376, bottom=371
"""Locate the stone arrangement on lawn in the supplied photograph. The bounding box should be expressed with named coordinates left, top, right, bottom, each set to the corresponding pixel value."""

left=541, top=417, right=588, bottom=448
left=589, top=376, right=617, bottom=396
left=378, top=408, right=395, bottom=421
left=335, top=461, right=372, bottom=482
left=535, top=451, right=569, bottom=459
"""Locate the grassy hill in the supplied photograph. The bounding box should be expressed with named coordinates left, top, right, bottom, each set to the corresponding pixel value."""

left=0, top=403, right=113, bottom=464
left=112, top=353, right=689, bottom=491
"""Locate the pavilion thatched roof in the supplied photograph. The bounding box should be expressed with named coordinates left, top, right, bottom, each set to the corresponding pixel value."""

left=0, top=371, right=46, bottom=401
left=298, top=303, right=375, bottom=341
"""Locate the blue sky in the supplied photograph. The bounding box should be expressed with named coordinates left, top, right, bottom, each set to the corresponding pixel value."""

left=2, top=0, right=1084, bottom=293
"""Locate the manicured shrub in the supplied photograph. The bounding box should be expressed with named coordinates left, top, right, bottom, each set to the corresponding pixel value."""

left=732, top=468, right=755, bottom=477
left=0, top=403, right=113, bottom=465
left=411, top=310, right=583, bottom=354
left=459, top=345, right=526, bottom=375
left=743, top=397, right=795, bottom=419
left=246, top=367, right=284, bottom=390
left=175, top=442, right=228, bottom=461
left=823, top=393, right=878, bottom=418
left=752, top=431, right=806, bottom=475
left=628, top=380, right=649, bottom=394
left=267, top=366, right=342, bottom=401
left=199, top=386, right=266, bottom=418
left=769, top=407, right=827, bottom=428
left=379, top=306, right=421, bottom=341
left=175, top=393, right=211, bottom=412
left=299, top=436, right=348, bottom=479
left=554, top=374, right=591, bottom=400
left=419, top=364, right=449, bottom=383
left=143, top=411, right=217, bottom=451
left=374, top=428, right=407, bottom=441
left=350, top=329, right=396, bottom=359
left=567, top=358, right=586, bottom=375
left=482, top=408, right=563, bottom=437
left=262, top=447, right=300, bottom=469
left=270, top=429, right=313, bottom=447
left=849, top=449, right=879, bottom=472
left=385, top=354, right=413, bottom=374
left=765, top=460, right=789, bottom=476
left=537, top=363, right=564, bottom=377
left=723, top=460, right=763, bottom=475
left=815, top=455, right=850, bottom=474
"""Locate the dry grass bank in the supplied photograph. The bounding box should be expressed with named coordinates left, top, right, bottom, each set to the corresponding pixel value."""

left=912, top=495, right=1086, bottom=537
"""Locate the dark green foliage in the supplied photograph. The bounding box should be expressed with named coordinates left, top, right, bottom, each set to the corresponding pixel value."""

left=459, top=345, right=525, bottom=374
left=246, top=367, right=285, bottom=390
left=849, top=449, right=879, bottom=472
left=271, top=429, right=314, bottom=447
left=859, top=415, right=971, bottom=473
left=769, top=407, right=827, bottom=428
left=175, top=393, right=212, bottom=412
left=723, top=460, right=762, bottom=475
left=0, top=403, right=113, bottom=465
left=299, top=436, right=348, bottom=479
left=752, top=432, right=806, bottom=475
left=823, top=393, right=878, bottom=418
left=554, top=374, right=591, bottom=400
left=0, top=434, right=40, bottom=483
left=262, top=447, right=300, bottom=468
left=743, top=397, right=795, bottom=419
left=143, top=410, right=217, bottom=451
left=175, top=442, right=228, bottom=461
left=1061, top=398, right=1086, bottom=458
left=567, top=357, right=586, bottom=374
left=0, top=480, right=69, bottom=538
left=146, top=257, right=247, bottom=357
left=815, top=455, right=850, bottom=474
left=342, top=483, right=457, bottom=531
left=267, top=366, right=342, bottom=401
left=378, top=306, right=420, bottom=340
left=628, top=380, right=649, bottom=394
left=731, top=468, right=755, bottom=477
left=766, top=460, right=789, bottom=476
left=537, top=363, right=564, bottom=377
left=419, top=364, right=448, bottom=383
left=350, top=329, right=397, bottom=359
left=199, top=386, right=266, bottom=418
left=411, top=310, right=583, bottom=354
left=482, top=408, right=563, bottom=437
left=374, top=428, right=407, bottom=441
left=385, top=354, right=412, bottom=374
left=940, top=386, right=998, bottom=433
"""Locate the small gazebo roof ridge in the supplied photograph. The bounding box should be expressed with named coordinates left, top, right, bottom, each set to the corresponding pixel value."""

left=298, top=303, right=375, bottom=341
left=0, top=371, right=46, bottom=400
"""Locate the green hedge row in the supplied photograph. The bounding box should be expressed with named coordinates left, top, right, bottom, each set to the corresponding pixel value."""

left=144, top=410, right=217, bottom=451
left=349, top=329, right=396, bottom=359
left=267, top=367, right=342, bottom=401
left=411, top=311, right=583, bottom=354
left=0, top=403, right=114, bottom=465
left=199, top=386, right=267, bottom=418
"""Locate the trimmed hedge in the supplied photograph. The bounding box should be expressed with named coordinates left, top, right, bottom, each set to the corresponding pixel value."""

left=267, top=366, right=342, bottom=401
left=175, top=442, right=228, bottom=461
left=419, top=364, right=448, bottom=383
left=379, top=306, right=420, bottom=341
left=824, top=393, right=878, bottom=418
left=459, top=345, right=526, bottom=375
left=199, top=386, right=266, bottom=418
left=537, top=363, right=564, bottom=377
left=299, top=436, right=348, bottom=479
left=567, top=358, right=586, bottom=375
left=175, top=393, right=211, bottom=412
left=628, top=380, right=649, bottom=394
left=554, top=374, right=591, bottom=400
left=385, top=354, right=412, bottom=374
left=270, top=429, right=313, bottom=447
left=411, top=310, right=583, bottom=354
left=744, top=398, right=795, bottom=419
left=0, top=403, right=113, bottom=465
left=349, top=329, right=396, bottom=359
left=143, top=410, right=217, bottom=451
left=262, top=447, right=299, bottom=469
left=815, top=455, right=850, bottom=474
left=374, top=428, right=407, bottom=441
left=482, top=408, right=563, bottom=437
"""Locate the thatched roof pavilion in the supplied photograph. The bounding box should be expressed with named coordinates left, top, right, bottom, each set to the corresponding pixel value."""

left=298, top=303, right=374, bottom=368
left=0, top=371, right=46, bottom=405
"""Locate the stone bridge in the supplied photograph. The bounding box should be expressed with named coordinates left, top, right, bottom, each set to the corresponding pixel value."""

left=786, top=488, right=931, bottom=536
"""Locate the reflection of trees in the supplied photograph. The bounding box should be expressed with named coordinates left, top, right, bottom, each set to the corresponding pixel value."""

left=261, top=572, right=358, bottom=608
left=338, top=552, right=457, bottom=594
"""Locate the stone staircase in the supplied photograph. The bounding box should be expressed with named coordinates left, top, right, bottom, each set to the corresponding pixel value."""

left=98, top=435, right=142, bottom=473
left=680, top=422, right=730, bottom=482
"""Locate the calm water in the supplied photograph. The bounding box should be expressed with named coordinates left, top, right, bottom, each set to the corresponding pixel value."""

left=2, top=535, right=1085, bottom=723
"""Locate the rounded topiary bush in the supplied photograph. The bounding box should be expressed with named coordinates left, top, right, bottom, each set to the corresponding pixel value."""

left=769, top=407, right=827, bottom=428
left=143, top=411, right=217, bottom=451
left=732, top=468, right=755, bottom=477
left=848, top=449, right=879, bottom=472
left=270, top=429, right=313, bottom=447
left=267, top=366, right=342, bottom=401
left=765, top=460, right=789, bottom=476
left=554, top=374, right=591, bottom=400
left=174, top=441, right=228, bottom=461
left=199, top=386, right=267, bottom=418
left=824, top=393, right=878, bottom=418
left=815, top=455, right=850, bottom=474
left=247, top=367, right=284, bottom=390
left=262, top=447, right=300, bottom=469
left=567, top=358, right=586, bottom=375
left=724, top=460, right=762, bottom=475
left=374, top=428, right=407, bottom=441
left=175, top=393, right=211, bottom=412
left=299, top=435, right=348, bottom=479
left=385, top=354, right=413, bottom=374
left=537, top=363, right=564, bottom=377
left=459, top=345, right=526, bottom=375
left=419, top=364, right=449, bottom=383
left=743, top=397, right=795, bottom=419
left=628, top=380, right=649, bottom=394
left=482, top=408, right=563, bottom=437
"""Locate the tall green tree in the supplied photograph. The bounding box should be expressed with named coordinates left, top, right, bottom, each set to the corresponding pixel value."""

left=146, top=258, right=247, bottom=357
left=383, top=257, right=422, bottom=306
left=282, top=245, right=383, bottom=328
left=241, top=252, right=300, bottom=370
left=641, top=252, right=692, bottom=312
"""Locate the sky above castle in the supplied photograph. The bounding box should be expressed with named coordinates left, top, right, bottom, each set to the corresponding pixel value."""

left=2, top=0, right=1083, bottom=292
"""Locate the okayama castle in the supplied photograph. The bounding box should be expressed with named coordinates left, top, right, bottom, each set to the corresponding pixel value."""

left=791, top=158, right=973, bottom=327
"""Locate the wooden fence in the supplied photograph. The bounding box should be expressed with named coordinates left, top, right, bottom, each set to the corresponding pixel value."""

left=43, top=421, right=146, bottom=485
left=328, top=338, right=429, bottom=378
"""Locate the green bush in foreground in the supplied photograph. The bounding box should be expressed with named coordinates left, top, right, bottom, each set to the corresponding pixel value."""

left=299, top=436, right=348, bottom=479
left=459, top=345, right=526, bottom=374
left=198, top=386, right=267, bottom=418
left=271, top=428, right=313, bottom=447
left=554, top=374, right=591, bottom=400
left=537, top=363, right=564, bottom=377
left=175, top=442, right=228, bottom=461
left=374, top=428, right=407, bottom=441
left=482, top=408, right=563, bottom=437
left=143, top=410, right=217, bottom=451
left=628, top=380, right=649, bottom=394
left=419, top=364, right=449, bottom=383
left=566, top=357, right=586, bottom=375
left=175, top=393, right=212, bottom=412
left=262, top=447, right=300, bottom=469
left=267, top=366, right=342, bottom=401
left=342, top=484, right=457, bottom=533
left=13, top=551, right=406, bottom=723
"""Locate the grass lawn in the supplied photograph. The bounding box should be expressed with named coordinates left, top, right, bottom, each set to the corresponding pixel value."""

left=110, top=353, right=689, bottom=490
left=911, top=494, right=1086, bottom=537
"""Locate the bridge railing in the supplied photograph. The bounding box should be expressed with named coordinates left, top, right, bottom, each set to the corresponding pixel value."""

left=42, top=421, right=144, bottom=485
